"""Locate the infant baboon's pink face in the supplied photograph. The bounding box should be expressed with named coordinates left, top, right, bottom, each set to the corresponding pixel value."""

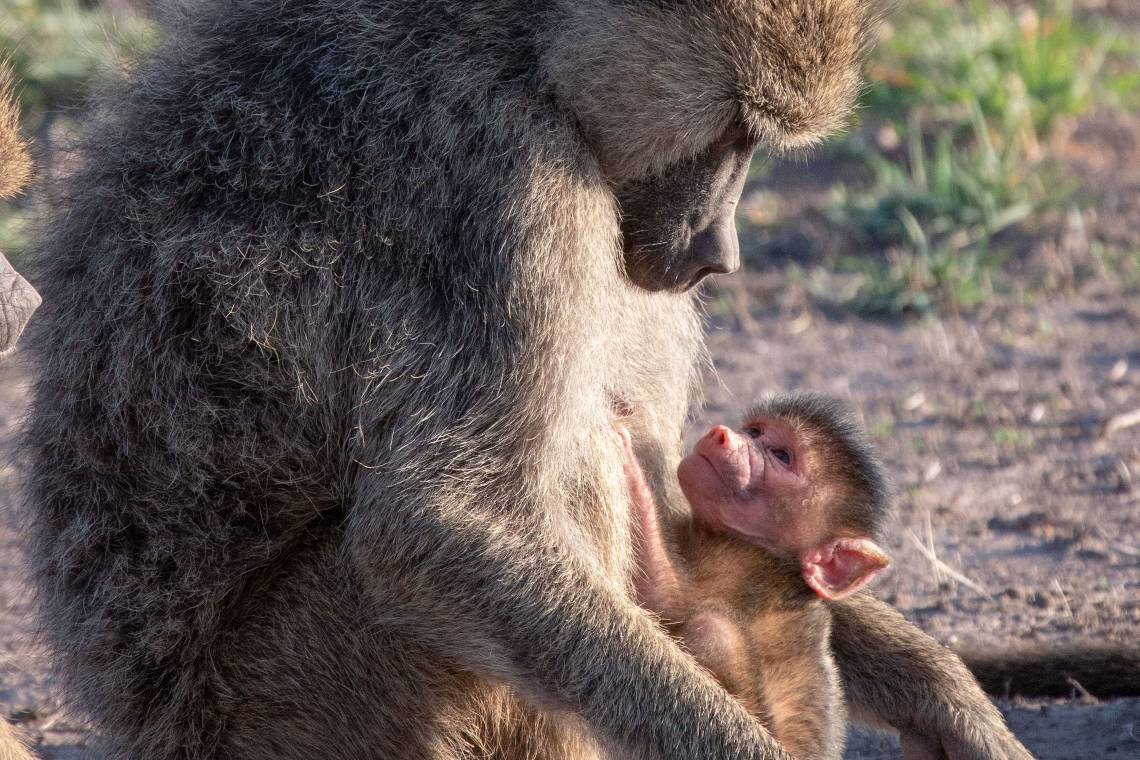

left=677, top=414, right=889, bottom=601
left=677, top=416, right=820, bottom=554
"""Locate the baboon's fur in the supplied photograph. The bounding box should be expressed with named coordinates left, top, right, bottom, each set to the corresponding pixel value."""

left=748, top=392, right=893, bottom=538
left=548, top=0, right=874, bottom=178
left=22, top=1, right=1029, bottom=758
left=0, top=66, right=29, bottom=200
left=667, top=544, right=849, bottom=760
left=0, top=721, right=33, bottom=760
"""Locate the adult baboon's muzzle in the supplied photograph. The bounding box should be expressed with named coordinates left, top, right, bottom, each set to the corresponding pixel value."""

left=685, top=218, right=741, bottom=288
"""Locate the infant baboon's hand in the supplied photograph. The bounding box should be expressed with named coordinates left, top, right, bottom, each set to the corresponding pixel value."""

left=611, top=424, right=633, bottom=452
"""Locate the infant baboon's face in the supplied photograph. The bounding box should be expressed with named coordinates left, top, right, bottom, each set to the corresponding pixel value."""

left=678, top=416, right=823, bottom=555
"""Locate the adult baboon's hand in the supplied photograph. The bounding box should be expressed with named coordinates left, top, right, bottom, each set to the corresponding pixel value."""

left=0, top=252, right=39, bottom=359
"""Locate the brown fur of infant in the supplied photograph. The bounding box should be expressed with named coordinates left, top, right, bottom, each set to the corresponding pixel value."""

left=617, top=393, right=893, bottom=760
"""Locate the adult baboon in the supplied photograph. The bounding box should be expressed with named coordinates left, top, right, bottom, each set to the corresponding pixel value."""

left=23, top=1, right=1031, bottom=759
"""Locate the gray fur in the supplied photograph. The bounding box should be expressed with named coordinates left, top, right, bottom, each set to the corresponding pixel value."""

left=19, top=0, right=1030, bottom=758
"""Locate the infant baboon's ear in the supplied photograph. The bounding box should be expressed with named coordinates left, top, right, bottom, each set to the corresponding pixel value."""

left=802, top=537, right=890, bottom=601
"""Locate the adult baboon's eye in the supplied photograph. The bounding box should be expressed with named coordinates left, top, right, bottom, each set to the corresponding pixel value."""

left=770, top=448, right=791, bottom=467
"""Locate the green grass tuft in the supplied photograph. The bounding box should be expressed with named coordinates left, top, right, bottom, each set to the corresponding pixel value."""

left=764, top=0, right=1138, bottom=317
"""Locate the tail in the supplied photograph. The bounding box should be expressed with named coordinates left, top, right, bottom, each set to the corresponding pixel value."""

left=958, top=642, right=1140, bottom=699
left=0, top=62, right=31, bottom=200
left=0, top=719, right=35, bottom=760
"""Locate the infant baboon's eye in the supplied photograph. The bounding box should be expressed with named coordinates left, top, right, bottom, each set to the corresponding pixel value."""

left=770, top=448, right=791, bottom=467
left=744, top=426, right=762, bottom=439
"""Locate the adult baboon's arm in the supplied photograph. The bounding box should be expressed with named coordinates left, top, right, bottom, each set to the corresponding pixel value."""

left=348, top=444, right=791, bottom=760
left=831, top=594, right=1035, bottom=760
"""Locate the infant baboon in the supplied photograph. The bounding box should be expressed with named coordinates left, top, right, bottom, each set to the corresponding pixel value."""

left=22, top=0, right=1033, bottom=758
left=618, top=394, right=891, bottom=760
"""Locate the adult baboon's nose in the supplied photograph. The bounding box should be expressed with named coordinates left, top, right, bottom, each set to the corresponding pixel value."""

left=686, top=219, right=740, bottom=287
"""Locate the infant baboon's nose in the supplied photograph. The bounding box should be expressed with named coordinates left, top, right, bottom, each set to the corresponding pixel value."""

left=708, top=425, right=733, bottom=448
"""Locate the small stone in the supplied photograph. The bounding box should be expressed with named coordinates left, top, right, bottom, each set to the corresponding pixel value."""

left=922, top=460, right=942, bottom=484
left=903, top=391, right=926, bottom=411
left=877, top=124, right=901, bottom=151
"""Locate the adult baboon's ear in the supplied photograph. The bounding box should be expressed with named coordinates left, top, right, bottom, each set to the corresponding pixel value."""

left=0, top=253, right=40, bottom=359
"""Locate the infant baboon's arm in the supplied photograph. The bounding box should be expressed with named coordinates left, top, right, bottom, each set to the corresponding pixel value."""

left=618, top=426, right=686, bottom=618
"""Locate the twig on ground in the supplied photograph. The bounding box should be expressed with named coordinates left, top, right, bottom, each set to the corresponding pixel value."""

left=1065, top=676, right=1097, bottom=704
left=1052, top=578, right=1074, bottom=620
left=906, top=530, right=991, bottom=596
left=924, top=511, right=943, bottom=585
left=1102, top=408, right=1140, bottom=438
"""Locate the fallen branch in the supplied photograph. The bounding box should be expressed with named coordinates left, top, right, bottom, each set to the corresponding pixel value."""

left=906, top=530, right=990, bottom=596
left=1103, top=407, right=1140, bottom=438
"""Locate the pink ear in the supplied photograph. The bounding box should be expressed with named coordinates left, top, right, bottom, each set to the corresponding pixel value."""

left=802, top=538, right=890, bottom=601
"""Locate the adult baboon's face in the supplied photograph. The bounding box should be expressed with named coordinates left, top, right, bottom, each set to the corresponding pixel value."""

left=615, top=125, right=758, bottom=293
left=545, top=0, right=870, bottom=293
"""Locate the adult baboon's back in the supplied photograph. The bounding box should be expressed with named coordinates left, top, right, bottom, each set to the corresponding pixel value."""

left=22, top=1, right=1031, bottom=759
